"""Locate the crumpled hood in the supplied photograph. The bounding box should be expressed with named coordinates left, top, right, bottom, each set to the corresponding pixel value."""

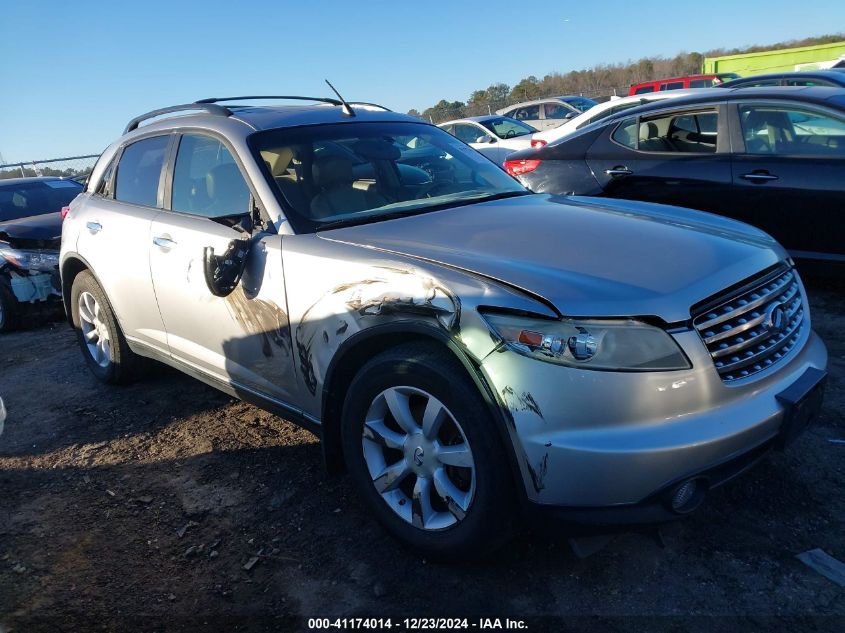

left=320, top=194, right=785, bottom=323
left=0, top=212, right=62, bottom=247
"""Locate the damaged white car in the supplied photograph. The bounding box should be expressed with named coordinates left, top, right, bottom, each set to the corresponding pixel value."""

left=60, top=95, right=827, bottom=557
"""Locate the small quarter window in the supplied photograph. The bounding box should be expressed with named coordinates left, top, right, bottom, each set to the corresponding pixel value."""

left=612, top=118, right=638, bottom=149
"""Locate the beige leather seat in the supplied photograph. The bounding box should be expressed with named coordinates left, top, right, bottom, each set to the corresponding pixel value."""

left=309, top=155, right=387, bottom=219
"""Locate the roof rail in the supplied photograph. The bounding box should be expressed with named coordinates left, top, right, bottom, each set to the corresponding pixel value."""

left=196, top=95, right=343, bottom=106
left=124, top=103, right=231, bottom=134
left=348, top=102, right=392, bottom=111
left=123, top=96, right=393, bottom=135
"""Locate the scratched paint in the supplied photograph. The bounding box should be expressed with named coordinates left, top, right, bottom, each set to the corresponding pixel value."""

left=224, top=286, right=291, bottom=358
left=501, top=386, right=544, bottom=420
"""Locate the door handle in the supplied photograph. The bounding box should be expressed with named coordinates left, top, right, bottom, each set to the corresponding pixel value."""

left=86, top=221, right=102, bottom=233
left=741, top=172, right=779, bottom=182
left=153, top=236, right=177, bottom=248
left=605, top=167, right=633, bottom=177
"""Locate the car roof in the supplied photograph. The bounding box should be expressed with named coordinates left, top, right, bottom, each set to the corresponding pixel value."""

left=601, top=85, right=845, bottom=121
left=722, top=69, right=845, bottom=83
left=0, top=176, right=78, bottom=188
left=123, top=101, right=423, bottom=139
left=438, top=115, right=512, bottom=125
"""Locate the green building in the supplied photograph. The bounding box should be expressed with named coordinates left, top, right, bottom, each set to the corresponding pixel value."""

left=703, top=41, right=845, bottom=76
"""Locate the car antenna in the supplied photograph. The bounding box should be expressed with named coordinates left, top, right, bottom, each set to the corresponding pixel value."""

left=325, top=79, right=356, bottom=117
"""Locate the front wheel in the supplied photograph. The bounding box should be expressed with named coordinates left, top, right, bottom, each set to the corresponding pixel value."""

left=341, top=343, right=516, bottom=559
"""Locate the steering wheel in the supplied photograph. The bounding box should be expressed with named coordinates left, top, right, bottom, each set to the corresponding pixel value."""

left=503, top=129, right=517, bottom=139
left=417, top=181, right=457, bottom=199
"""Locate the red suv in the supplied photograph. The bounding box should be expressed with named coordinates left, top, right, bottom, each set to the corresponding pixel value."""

left=628, top=73, right=739, bottom=95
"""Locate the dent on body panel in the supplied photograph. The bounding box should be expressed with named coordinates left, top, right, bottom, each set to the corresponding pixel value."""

left=294, top=266, right=462, bottom=396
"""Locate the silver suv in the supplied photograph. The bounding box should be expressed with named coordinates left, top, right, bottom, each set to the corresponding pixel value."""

left=61, top=95, right=828, bottom=557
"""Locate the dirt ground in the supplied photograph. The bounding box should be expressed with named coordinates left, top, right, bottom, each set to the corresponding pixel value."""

left=0, top=276, right=843, bottom=633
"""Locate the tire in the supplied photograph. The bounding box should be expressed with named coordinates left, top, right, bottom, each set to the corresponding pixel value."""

left=70, top=270, right=143, bottom=384
left=341, top=342, right=517, bottom=559
left=0, top=281, right=19, bottom=333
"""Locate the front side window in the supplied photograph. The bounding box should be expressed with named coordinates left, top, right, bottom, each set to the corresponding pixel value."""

left=543, top=103, right=572, bottom=120
left=114, top=136, right=169, bottom=207
left=739, top=104, right=845, bottom=155
left=480, top=117, right=535, bottom=138
left=452, top=123, right=484, bottom=144
left=511, top=105, right=540, bottom=121
left=171, top=134, right=251, bottom=217
left=250, top=121, right=528, bottom=233
left=689, top=79, right=713, bottom=88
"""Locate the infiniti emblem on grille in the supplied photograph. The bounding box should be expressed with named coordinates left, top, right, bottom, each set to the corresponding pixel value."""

left=765, top=302, right=787, bottom=335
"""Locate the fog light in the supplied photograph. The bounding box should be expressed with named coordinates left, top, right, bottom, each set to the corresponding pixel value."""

left=669, top=479, right=704, bottom=514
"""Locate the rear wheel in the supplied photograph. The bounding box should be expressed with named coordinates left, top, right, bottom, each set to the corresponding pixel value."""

left=70, top=270, right=142, bottom=384
left=341, top=343, right=516, bottom=559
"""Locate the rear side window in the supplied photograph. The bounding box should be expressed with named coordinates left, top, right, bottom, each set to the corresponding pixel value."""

left=659, top=81, right=684, bottom=91
left=114, top=136, right=169, bottom=207
left=633, top=86, right=654, bottom=95
left=638, top=111, right=718, bottom=153
left=171, top=134, right=251, bottom=218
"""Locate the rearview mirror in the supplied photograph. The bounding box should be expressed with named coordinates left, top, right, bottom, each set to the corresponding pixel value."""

left=476, top=135, right=495, bottom=144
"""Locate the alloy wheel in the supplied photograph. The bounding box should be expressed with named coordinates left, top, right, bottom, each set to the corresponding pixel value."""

left=77, top=291, right=111, bottom=368
left=361, top=386, right=476, bottom=530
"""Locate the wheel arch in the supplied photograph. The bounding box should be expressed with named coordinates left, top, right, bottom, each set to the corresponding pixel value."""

left=320, top=321, right=527, bottom=504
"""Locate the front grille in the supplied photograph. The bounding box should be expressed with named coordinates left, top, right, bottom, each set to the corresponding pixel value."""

left=693, top=265, right=806, bottom=382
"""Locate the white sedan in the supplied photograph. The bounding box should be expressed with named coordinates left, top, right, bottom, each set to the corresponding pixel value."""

left=438, top=115, right=545, bottom=164
left=531, top=89, right=719, bottom=145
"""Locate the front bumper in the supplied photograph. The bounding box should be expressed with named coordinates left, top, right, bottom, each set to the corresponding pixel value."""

left=479, top=326, right=828, bottom=510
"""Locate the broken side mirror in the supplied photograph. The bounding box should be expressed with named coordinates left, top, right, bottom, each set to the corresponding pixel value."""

left=203, top=237, right=250, bottom=297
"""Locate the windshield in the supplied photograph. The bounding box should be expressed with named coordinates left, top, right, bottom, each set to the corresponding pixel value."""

left=562, top=97, right=599, bottom=112
left=0, top=180, right=82, bottom=222
left=250, top=121, right=528, bottom=232
left=479, top=117, right=536, bottom=138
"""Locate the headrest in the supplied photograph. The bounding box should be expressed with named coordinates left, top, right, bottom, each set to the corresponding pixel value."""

left=261, top=147, right=294, bottom=177
left=352, top=139, right=401, bottom=161
left=206, top=163, right=245, bottom=199
left=313, top=155, right=353, bottom=188
left=646, top=122, right=659, bottom=138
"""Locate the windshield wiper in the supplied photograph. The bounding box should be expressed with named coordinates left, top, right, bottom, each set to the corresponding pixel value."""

left=314, top=190, right=533, bottom=232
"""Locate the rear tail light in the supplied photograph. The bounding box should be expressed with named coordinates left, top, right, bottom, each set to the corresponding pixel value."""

left=504, top=159, right=541, bottom=177
left=530, top=139, right=547, bottom=148
left=61, top=206, right=71, bottom=220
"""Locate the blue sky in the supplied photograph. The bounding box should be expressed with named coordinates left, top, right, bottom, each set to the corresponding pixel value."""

left=1, top=0, right=843, bottom=162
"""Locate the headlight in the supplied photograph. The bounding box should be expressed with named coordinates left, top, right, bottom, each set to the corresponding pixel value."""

left=0, top=244, right=60, bottom=272
left=482, top=313, right=691, bottom=371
